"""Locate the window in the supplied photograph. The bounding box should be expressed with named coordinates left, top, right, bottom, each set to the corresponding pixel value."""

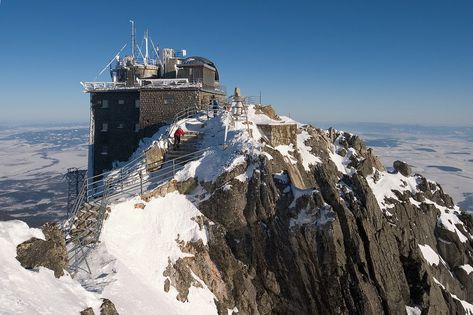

left=135, top=99, right=140, bottom=108
left=101, top=123, right=108, bottom=132
left=164, top=96, right=174, bottom=105
left=101, top=145, right=109, bottom=155
left=118, top=99, right=125, bottom=105
left=135, top=123, right=140, bottom=132
left=102, top=100, right=109, bottom=108
left=117, top=123, right=124, bottom=129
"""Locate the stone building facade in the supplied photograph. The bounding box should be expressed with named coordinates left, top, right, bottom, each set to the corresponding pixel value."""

left=85, top=50, right=225, bottom=177
left=89, top=86, right=224, bottom=176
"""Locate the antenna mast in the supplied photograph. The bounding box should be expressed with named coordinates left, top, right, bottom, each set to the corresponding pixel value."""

left=130, top=20, right=135, bottom=59
left=145, top=29, right=149, bottom=65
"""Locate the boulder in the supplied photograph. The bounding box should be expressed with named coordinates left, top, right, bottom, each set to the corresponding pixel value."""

left=100, top=299, right=119, bottom=315
left=393, top=160, right=412, bottom=177
left=80, top=307, right=95, bottom=315
left=16, top=222, right=68, bottom=278
left=254, top=105, right=280, bottom=120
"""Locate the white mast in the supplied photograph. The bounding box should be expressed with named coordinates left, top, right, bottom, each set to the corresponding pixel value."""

left=144, top=29, right=149, bottom=65
left=130, top=20, right=135, bottom=59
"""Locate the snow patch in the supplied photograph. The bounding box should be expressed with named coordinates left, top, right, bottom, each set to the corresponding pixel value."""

left=95, top=192, right=218, bottom=314
left=0, top=221, right=102, bottom=315
left=405, top=305, right=422, bottom=315
left=418, top=244, right=445, bottom=267
left=366, top=171, right=418, bottom=211
left=459, top=264, right=473, bottom=275
left=296, top=130, right=321, bottom=171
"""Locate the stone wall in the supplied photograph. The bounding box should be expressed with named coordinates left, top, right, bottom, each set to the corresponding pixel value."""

left=257, top=123, right=298, bottom=147
left=139, top=88, right=200, bottom=136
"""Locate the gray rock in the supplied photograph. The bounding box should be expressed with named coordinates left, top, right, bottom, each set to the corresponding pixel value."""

left=100, top=299, right=119, bottom=315
left=16, top=222, right=68, bottom=278
left=393, top=160, right=412, bottom=176
left=80, top=307, right=95, bottom=315
left=337, top=148, right=347, bottom=157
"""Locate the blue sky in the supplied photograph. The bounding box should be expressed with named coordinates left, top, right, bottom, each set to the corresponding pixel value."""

left=0, top=0, right=472, bottom=126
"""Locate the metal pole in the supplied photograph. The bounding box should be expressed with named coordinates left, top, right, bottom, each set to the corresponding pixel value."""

left=120, top=169, right=123, bottom=191
left=172, top=160, right=176, bottom=175
left=139, top=171, right=143, bottom=195
left=130, top=20, right=135, bottom=59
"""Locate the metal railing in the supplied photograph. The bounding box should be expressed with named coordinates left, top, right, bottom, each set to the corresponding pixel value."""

left=63, top=107, right=211, bottom=275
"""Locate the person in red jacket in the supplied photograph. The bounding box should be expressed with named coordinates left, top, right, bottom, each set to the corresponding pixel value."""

left=173, top=126, right=185, bottom=150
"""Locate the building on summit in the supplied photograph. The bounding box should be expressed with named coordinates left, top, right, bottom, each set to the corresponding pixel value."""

left=82, top=22, right=226, bottom=177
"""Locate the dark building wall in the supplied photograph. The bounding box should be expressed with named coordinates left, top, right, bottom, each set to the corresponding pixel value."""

left=91, top=91, right=140, bottom=175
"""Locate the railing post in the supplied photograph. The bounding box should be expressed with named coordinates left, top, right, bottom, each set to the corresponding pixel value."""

left=139, top=171, right=143, bottom=195
left=120, top=169, right=123, bottom=191
left=172, top=160, right=176, bottom=175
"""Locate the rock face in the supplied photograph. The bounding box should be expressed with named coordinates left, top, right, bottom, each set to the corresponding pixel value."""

left=165, top=124, right=473, bottom=314
left=16, top=222, right=68, bottom=278
left=80, top=307, right=95, bottom=315
left=393, top=160, right=412, bottom=176
left=80, top=299, right=119, bottom=315
left=100, top=299, right=119, bottom=315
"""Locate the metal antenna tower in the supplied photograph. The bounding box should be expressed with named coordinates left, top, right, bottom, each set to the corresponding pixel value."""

left=65, top=167, right=87, bottom=216
left=130, top=20, right=136, bottom=58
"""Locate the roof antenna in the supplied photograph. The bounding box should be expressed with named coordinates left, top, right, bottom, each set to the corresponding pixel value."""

left=130, top=20, right=135, bottom=59
left=144, top=29, right=149, bottom=65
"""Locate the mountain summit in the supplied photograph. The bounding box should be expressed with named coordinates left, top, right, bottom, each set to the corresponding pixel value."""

left=1, top=105, right=472, bottom=314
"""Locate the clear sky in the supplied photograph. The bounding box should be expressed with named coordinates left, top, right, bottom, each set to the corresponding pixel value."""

left=0, top=0, right=472, bottom=126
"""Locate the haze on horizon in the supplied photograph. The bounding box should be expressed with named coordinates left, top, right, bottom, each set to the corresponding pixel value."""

left=0, top=0, right=471, bottom=127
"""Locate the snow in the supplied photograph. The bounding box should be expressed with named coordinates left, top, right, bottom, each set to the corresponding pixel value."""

left=460, top=264, right=473, bottom=275
left=364, top=170, right=471, bottom=243
left=405, top=305, right=421, bottom=315
left=297, top=129, right=321, bottom=171
left=366, top=170, right=418, bottom=211
left=418, top=244, right=445, bottom=267
left=328, top=135, right=357, bottom=176
left=421, top=199, right=471, bottom=243
left=289, top=204, right=334, bottom=228
left=87, top=192, right=218, bottom=314
left=0, top=221, right=102, bottom=315
left=275, top=144, right=297, bottom=164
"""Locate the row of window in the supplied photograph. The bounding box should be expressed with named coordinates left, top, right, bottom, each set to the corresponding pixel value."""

left=100, top=123, right=140, bottom=132
left=97, top=99, right=140, bottom=109
left=95, top=97, right=180, bottom=107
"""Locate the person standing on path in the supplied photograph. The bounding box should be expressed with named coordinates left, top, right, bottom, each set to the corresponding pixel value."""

left=211, top=95, right=220, bottom=116
left=173, top=126, right=185, bottom=150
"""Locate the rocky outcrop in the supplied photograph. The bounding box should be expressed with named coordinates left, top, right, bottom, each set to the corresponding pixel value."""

left=81, top=299, right=119, bottom=315
left=16, top=222, right=67, bottom=278
left=162, top=124, right=473, bottom=314
left=254, top=105, right=280, bottom=120
left=100, top=299, right=119, bottom=315
left=80, top=307, right=95, bottom=315
left=393, top=160, right=412, bottom=176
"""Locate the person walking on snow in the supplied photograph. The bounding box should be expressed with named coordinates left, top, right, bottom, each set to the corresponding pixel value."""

left=173, top=126, right=185, bottom=150
left=211, top=95, right=219, bottom=116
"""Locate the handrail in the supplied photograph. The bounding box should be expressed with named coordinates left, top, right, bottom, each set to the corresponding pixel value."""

left=64, top=108, right=207, bottom=227
left=64, top=107, right=213, bottom=275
